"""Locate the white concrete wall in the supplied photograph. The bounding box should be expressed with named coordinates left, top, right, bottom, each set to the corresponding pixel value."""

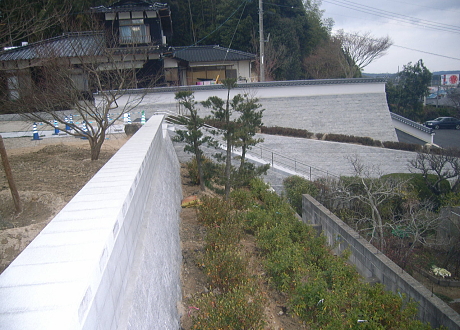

left=0, top=116, right=183, bottom=330
left=118, top=79, right=398, bottom=142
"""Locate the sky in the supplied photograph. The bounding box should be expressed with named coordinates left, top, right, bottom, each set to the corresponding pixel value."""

left=319, top=0, right=460, bottom=74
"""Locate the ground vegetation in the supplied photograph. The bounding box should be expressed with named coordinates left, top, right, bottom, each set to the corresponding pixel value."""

left=282, top=159, right=460, bottom=312
left=182, top=174, right=441, bottom=329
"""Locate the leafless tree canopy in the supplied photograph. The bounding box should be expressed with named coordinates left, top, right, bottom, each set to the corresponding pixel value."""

left=251, top=32, right=287, bottom=82
left=409, top=148, right=460, bottom=195
left=6, top=33, right=159, bottom=160
left=325, top=156, right=408, bottom=251
left=335, top=30, right=392, bottom=77
left=302, top=37, right=344, bottom=79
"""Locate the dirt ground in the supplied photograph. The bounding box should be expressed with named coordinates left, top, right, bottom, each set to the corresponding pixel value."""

left=0, top=132, right=129, bottom=273
left=0, top=124, right=459, bottom=327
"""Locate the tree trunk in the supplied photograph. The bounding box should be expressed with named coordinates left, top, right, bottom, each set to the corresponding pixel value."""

left=240, top=144, right=247, bottom=171
left=0, top=135, right=21, bottom=213
left=224, top=135, right=231, bottom=200
left=195, top=146, right=205, bottom=191
left=89, top=134, right=105, bottom=161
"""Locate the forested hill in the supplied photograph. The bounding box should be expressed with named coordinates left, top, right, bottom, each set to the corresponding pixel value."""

left=167, top=0, right=331, bottom=80
left=0, top=0, right=331, bottom=80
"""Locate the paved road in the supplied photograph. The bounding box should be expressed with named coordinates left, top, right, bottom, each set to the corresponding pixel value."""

left=432, top=128, right=460, bottom=149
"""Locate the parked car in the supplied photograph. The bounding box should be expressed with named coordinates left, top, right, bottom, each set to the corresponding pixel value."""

left=424, top=117, right=460, bottom=129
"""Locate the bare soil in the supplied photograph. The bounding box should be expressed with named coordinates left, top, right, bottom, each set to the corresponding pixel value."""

left=0, top=133, right=458, bottom=328
left=0, top=134, right=128, bottom=273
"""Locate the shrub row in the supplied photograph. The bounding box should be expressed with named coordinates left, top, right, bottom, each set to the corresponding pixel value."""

left=191, top=196, right=265, bottom=329
left=382, top=140, right=423, bottom=152
left=244, top=178, right=437, bottom=329
left=189, top=176, right=438, bottom=329
left=260, top=126, right=314, bottom=138
left=323, top=133, right=381, bottom=146
left=261, top=125, right=439, bottom=153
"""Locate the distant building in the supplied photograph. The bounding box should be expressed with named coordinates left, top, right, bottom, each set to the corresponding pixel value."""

left=0, top=0, right=256, bottom=102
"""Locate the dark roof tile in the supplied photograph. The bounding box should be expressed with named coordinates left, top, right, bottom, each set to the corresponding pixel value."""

left=172, top=45, right=256, bottom=63
left=0, top=32, right=104, bottom=62
left=91, top=1, right=168, bottom=13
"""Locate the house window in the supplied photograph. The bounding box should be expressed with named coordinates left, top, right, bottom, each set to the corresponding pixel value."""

left=119, top=19, right=151, bottom=44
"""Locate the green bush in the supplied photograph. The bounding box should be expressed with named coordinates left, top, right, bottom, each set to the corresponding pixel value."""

left=191, top=285, right=265, bottom=330
left=203, top=245, right=248, bottom=292
left=383, top=173, right=450, bottom=206
left=441, top=191, right=460, bottom=206
left=283, top=175, right=318, bottom=214
left=232, top=162, right=270, bottom=189
left=198, top=196, right=234, bottom=227
left=260, top=126, right=314, bottom=138
left=230, top=188, right=255, bottom=210
left=383, top=141, right=422, bottom=152
left=186, top=156, right=218, bottom=186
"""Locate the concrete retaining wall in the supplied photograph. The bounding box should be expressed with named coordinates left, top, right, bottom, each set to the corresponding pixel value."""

left=302, top=194, right=460, bottom=330
left=0, top=116, right=183, bottom=330
left=117, top=79, right=398, bottom=142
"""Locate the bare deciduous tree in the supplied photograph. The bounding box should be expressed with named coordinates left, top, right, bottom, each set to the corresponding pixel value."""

left=446, top=87, right=460, bottom=117
left=302, top=37, right=344, bottom=79
left=6, top=32, right=158, bottom=160
left=409, top=148, right=460, bottom=195
left=335, top=30, right=392, bottom=78
left=251, top=33, right=287, bottom=82
left=389, top=195, right=441, bottom=270
left=329, top=156, right=407, bottom=251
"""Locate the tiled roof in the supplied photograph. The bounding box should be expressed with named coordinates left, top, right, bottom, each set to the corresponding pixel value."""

left=91, top=1, right=168, bottom=13
left=0, top=32, right=105, bottom=62
left=172, top=45, right=256, bottom=63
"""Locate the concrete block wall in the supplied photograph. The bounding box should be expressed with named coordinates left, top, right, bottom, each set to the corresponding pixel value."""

left=0, top=116, right=183, bottom=330
left=302, top=194, right=460, bottom=330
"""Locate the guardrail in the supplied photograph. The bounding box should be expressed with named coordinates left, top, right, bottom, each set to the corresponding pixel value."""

left=169, top=112, right=339, bottom=181
left=246, top=145, right=340, bottom=180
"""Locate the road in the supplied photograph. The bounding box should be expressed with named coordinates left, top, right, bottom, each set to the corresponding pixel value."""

left=432, top=128, right=460, bottom=149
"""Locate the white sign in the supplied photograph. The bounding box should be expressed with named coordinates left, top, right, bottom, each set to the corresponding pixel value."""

left=441, top=74, right=459, bottom=86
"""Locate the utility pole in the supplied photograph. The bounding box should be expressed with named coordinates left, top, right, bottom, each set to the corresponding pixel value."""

left=259, top=0, right=265, bottom=82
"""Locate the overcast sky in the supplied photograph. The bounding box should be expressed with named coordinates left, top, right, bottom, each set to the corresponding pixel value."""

left=319, top=0, right=460, bottom=74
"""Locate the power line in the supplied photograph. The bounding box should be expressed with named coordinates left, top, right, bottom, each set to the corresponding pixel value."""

left=339, top=31, right=460, bottom=62
left=192, top=0, right=248, bottom=46
left=391, top=44, right=460, bottom=62
left=323, top=0, right=460, bottom=34
left=173, top=0, right=248, bottom=56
